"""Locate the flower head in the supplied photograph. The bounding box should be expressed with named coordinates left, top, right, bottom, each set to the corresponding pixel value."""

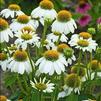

left=57, top=10, right=72, bottom=22
left=44, top=50, right=59, bottom=61
left=57, top=44, right=74, bottom=58
left=17, top=15, right=29, bottom=24
left=0, top=18, right=8, bottom=31
left=52, top=10, right=77, bottom=34
left=0, top=53, right=8, bottom=61
left=0, top=52, right=8, bottom=71
left=57, top=43, right=76, bottom=65
left=13, top=50, right=28, bottom=61
left=8, top=4, right=21, bottom=11
left=79, top=32, right=92, bottom=39
left=0, top=4, right=24, bottom=18
left=10, top=14, right=39, bottom=32
left=77, top=14, right=91, bottom=27
left=31, top=0, right=57, bottom=25
left=36, top=50, right=67, bottom=75
left=65, top=74, right=81, bottom=88
left=15, top=26, right=40, bottom=49
left=40, top=0, right=54, bottom=10
left=69, top=33, right=97, bottom=52
left=57, top=43, right=69, bottom=53
left=21, top=26, right=35, bottom=33
left=0, top=18, right=13, bottom=42
left=8, top=50, right=33, bottom=74
left=77, top=40, right=89, bottom=47
left=30, top=77, right=55, bottom=93
left=90, top=60, right=101, bottom=71
left=71, top=63, right=86, bottom=77
left=58, top=74, right=81, bottom=99
left=0, top=95, right=10, bottom=101
left=76, top=1, right=91, bottom=14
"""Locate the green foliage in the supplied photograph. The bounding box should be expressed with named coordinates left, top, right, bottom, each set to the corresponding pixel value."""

left=4, top=73, right=17, bottom=87
left=9, top=90, right=20, bottom=101
left=66, top=93, right=78, bottom=101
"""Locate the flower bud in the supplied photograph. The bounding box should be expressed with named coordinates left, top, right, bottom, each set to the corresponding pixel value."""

left=87, top=27, right=96, bottom=35
left=64, top=48, right=74, bottom=58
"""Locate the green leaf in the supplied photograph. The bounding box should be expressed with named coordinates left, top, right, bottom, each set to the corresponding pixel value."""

left=66, top=93, right=78, bottom=101
left=96, top=93, right=101, bottom=101
left=9, top=90, right=20, bottom=101
left=31, top=89, right=39, bottom=101
left=78, top=92, right=96, bottom=101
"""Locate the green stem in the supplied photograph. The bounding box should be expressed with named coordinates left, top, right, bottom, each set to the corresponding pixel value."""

left=77, top=50, right=82, bottom=76
left=35, top=46, right=38, bottom=59
left=85, top=52, right=90, bottom=80
left=41, top=20, right=48, bottom=53
left=94, top=61, right=99, bottom=79
left=27, top=45, right=35, bottom=70
left=52, top=85, right=58, bottom=101
left=56, top=34, right=61, bottom=46
left=23, top=74, right=30, bottom=92
left=89, top=52, right=93, bottom=80
left=4, top=42, right=10, bottom=56
left=61, top=72, right=64, bottom=86
left=17, top=74, right=28, bottom=95
left=39, top=91, right=43, bottom=101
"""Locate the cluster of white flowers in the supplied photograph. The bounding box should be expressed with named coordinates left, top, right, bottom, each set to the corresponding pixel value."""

left=0, top=0, right=100, bottom=100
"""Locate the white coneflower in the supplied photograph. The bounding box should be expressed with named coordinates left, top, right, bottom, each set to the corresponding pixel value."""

left=47, top=32, right=68, bottom=43
left=31, top=0, right=57, bottom=25
left=30, top=77, right=55, bottom=93
left=10, top=14, right=39, bottom=32
left=0, top=4, right=24, bottom=19
left=69, top=32, right=98, bottom=52
left=52, top=10, right=77, bottom=35
left=14, top=26, right=40, bottom=49
left=0, top=95, right=10, bottom=101
left=0, top=18, right=13, bottom=42
left=0, top=52, right=8, bottom=71
left=69, top=32, right=92, bottom=41
left=36, top=50, right=67, bottom=75
left=58, top=74, right=81, bottom=99
left=8, top=50, right=33, bottom=74
left=57, top=44, right=76, bottom=66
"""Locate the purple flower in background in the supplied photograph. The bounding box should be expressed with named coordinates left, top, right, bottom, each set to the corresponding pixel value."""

left=76, top=2, right=91, bottom=14
left=97, top=17, right=101, bottom=24
left=77, top=14, right=91, bottom=27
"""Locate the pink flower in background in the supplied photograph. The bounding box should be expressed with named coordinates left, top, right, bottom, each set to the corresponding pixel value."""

left=76, top=3, right=91, bottom=14
left=97, top=17, right=101, bottom=24
left=77, top=14, right=91, bottom=27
